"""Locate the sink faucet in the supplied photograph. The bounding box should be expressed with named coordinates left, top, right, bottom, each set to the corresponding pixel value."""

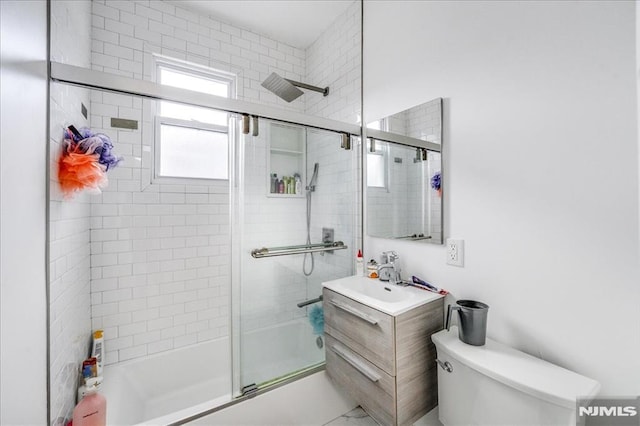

left=378, top=251, right=404, bottom=285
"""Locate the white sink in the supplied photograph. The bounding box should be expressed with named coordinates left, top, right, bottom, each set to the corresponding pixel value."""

left=322, top=275, right=444, bottom=316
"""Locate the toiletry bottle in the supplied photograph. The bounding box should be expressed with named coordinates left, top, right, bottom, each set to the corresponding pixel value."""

left=77, top=365, right=93, bottom=402
left=270, top=173, right=277, bottom=193
left=294, top=174, right=301, bottom=194
left=278, top=179, right=284, bottom=194
left=91, top=330, right=104, bottom=376
left=355, top=250, right=364, bottom=276
left=73, top=377, right=106, bottom=426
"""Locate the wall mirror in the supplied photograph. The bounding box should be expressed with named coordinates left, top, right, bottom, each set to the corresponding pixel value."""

left=366, top=98, right=443, bottom=243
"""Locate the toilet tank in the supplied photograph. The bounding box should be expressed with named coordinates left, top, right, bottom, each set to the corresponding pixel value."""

left=432, top=327, right=600, bottom=426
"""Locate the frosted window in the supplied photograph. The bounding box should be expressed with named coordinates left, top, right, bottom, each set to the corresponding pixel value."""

left=367, top=139, right=387, bottom=188
left=159, top=124, right=228, bottom=180
left=159, top=68, right=228, bottom=126
left=367, top=120, right=382, bottom=130
left=367, top=153, right=385, bottom=187
left=159, top=68, right=229, bottom=97
left=154, top=59, right=234, bottom=181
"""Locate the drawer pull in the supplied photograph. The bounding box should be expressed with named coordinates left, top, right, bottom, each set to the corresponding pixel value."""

left=331, top=344, right=381, bottom=383
left=329, top=300, right=379, bottom=325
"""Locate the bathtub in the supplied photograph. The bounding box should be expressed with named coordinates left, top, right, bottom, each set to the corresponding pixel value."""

left=102, top=337, right=232, bottom=426
left=102, top=318, right=327, bottom=425
left=240, top=317, right=325, bottom=386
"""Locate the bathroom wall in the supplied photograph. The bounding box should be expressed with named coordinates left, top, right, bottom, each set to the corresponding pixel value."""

left=0, top=0, right=48, bottom=424
left=49, top=1, right=94, bottom=424
left=305, top=0, right=361, bottom=124
left=87, top=0, right=360, bottom=363
left=90, top=0, right=306, bottom=112
left=305, top=130, right=358, bottom=297
left=87, top=0, right=307, bottom=363
left=364, top=0, right=640, bottom=394
left=304, top=0, right=361, bottom=296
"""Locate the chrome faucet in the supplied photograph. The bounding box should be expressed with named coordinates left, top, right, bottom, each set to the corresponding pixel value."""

left=378, top=251, right=404, bottom=285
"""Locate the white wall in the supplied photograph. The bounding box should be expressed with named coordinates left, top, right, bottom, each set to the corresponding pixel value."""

left=364, top=0, right=640, bottom=395
left=0, top=1, right=48, bottom=424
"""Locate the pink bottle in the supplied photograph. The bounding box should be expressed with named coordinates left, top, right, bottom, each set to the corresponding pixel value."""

left=73, top=377, right=106, bottom=426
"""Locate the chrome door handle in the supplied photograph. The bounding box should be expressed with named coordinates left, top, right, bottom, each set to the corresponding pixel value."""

left=436, top=359, right=453, bottom=373
left=331, top=344, right=381, bottom=383
left=329, top=300, right=378, bottom=325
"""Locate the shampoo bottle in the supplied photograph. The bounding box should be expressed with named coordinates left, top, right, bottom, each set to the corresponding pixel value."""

left=91, top=330, right=104, bottom=376
left=73, top=377, right=106, bottom=426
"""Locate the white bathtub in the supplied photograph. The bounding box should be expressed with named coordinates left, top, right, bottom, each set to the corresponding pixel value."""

left=240, top=318, right=325, bottom=386
left=102, top=337, right=232, bottom=426
left=102, top=319, right=326, bottom=425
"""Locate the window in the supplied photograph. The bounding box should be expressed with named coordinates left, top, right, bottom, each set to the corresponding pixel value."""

left=154, top=57, right=236, bottom=181
left=367, top=139, right=388, bottom=188
left=366, top=120, right=388, bottom=189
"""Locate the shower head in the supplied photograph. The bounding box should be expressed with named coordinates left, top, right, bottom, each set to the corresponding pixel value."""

left=261, top=72, right=329, bottom=103
left=307, top=163, right=319, bottom=192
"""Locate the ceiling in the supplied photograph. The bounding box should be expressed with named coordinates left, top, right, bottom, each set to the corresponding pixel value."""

left=174, top=1, right=354, bottom=49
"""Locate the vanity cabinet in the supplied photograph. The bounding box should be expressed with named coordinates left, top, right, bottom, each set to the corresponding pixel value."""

left=323, top=287, right=444, bottom=426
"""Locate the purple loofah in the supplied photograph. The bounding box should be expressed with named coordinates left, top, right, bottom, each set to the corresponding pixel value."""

left=75, top=128, right=123, bottom=170
left=430, top=171, right=441, bottom=191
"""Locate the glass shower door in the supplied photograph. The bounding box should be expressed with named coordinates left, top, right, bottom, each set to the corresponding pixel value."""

left=232, top=117, right=357, bottom=395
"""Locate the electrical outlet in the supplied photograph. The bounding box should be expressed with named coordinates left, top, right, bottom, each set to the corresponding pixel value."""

left=446, top=239, right=464, bottom=267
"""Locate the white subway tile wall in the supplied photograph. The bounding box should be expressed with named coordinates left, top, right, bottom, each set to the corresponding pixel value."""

left=305, top=1, right=362, bottom=124
left=49, top=1, right=93, bottom=423
left=238, top=126, right=357, bottom=334
left=87, top=0, right=361, bottom=363
left=48, top=2, right=362, bottom=417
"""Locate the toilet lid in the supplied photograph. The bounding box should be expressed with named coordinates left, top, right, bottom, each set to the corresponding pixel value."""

left=432, top=327, right=601, bottom=409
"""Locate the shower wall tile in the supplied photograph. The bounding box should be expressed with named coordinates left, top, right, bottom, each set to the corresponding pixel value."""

left=50, top=1, right=93, bottom=424
left=88, top=93, right=231, bottom=366
left=305, top=0, right=361, bottom=124
left=87, top=0, right=362, bottom=364
left=92, top=0, right=306, bottom=112
left=88, top=0, right=310, bottom=364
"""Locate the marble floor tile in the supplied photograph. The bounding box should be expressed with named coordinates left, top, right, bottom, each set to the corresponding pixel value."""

left=323, top=407, right=381, bottom=426
left=323, top=406, right=442, bottom=426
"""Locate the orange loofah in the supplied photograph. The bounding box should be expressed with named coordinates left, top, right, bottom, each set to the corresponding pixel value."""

left=58, top=142, right=107, bottom=198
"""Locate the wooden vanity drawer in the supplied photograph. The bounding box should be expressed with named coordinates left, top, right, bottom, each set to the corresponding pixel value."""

left=325, top=334, right=396, bottom=426
left=323, top=288, right=395, bottom=375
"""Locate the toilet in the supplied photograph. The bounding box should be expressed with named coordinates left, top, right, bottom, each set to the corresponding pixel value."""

left=431, top=326, right=600, bottom=425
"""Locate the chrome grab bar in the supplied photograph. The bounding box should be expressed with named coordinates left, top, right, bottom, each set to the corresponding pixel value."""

left=251, top=241, right=347, bottom=258
left=331, top=344, right=381, bottom=383
left=328, top=299, right=378, bottom=325
left=297, top=295, right=323, bottom=308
